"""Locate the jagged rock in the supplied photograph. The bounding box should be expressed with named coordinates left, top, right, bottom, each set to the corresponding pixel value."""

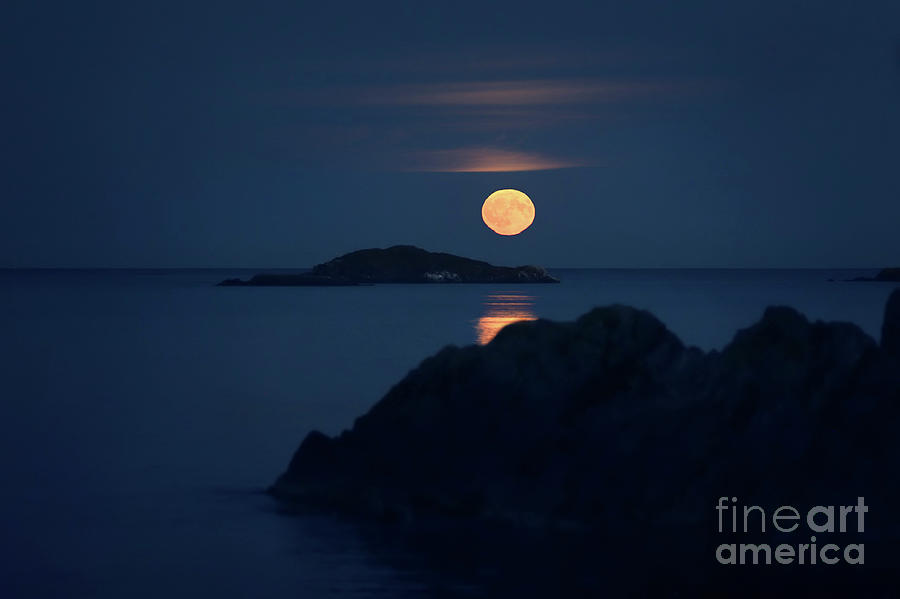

left=269, top=294, right=900, bottom=592
left=272, top=296, right=899, bottom=517
left=218, top=246, right=559, bottom=286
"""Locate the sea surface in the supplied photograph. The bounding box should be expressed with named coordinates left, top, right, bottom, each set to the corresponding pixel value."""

left=0, top=268, right=896, bottom=597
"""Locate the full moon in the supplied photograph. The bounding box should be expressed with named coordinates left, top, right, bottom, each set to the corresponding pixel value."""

left=481, top=189, right=535, bottom=236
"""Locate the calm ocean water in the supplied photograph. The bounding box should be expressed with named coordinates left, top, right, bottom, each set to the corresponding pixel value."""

left=0, top=268, right=896, bottom=597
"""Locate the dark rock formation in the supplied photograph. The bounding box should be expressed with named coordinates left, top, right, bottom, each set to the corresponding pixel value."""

left=270, top=289, right=900, bottom=593
left=218, top=245, right=559, bottom=286
left=874, top=267, right=900, bottom=281
left=846, top=267, right=900, bottom=282
left=883, top=289, right=900, bottom=355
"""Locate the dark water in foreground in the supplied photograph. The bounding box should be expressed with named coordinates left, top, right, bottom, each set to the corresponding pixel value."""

left=0, top=268, right=895, bottom=597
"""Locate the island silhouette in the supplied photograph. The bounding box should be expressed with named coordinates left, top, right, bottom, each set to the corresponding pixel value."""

left=847, top=268, right=900, bottom=282
left=219, top=245, right=559, bottom=286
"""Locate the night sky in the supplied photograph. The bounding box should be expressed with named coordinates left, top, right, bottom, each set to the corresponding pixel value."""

left=3, top=1, right=898, bottom=268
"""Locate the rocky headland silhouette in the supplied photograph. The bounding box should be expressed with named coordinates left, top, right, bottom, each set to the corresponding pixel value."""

left=218, top=245, right=559, bottom=286
left=847, top=267, right=900, bottom=282
left=270, top=289, right=900, bottom=594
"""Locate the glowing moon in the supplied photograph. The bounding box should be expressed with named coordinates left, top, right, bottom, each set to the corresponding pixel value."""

left=481, top=189, right=535, bottom=236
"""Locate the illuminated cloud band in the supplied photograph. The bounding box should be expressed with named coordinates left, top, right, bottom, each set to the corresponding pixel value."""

left=361, top=79, right=671, bottom=106
left=267, top=74, right=700, bottom=172
left=405, top=147, right=582, bottom=173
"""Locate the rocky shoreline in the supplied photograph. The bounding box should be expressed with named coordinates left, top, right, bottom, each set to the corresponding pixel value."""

left=269, top=289, right=900, bottom=590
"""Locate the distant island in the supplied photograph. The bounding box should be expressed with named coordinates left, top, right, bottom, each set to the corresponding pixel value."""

left=218, top=245, right=559, bottom=286
left=846, top=267, right=900, bottom=282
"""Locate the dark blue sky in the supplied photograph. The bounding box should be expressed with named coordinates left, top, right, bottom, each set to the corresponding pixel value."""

left=2, top=1, right=898, bottom=267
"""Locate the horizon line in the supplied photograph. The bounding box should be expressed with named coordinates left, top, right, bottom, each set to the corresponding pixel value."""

left=0, top=266, right=886, bottom=272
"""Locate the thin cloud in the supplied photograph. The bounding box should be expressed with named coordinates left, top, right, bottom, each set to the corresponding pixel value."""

left=256, top=74, right=707, bottom=171
left=404, top=147, right=584, bottom=173
left=276, top=78, right=682, bottom=109
left=359, top=79, right=674, bottom=107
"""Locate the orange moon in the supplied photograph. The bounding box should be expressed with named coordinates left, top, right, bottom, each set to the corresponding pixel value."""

left=481, top=189, right=535, bottom=236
